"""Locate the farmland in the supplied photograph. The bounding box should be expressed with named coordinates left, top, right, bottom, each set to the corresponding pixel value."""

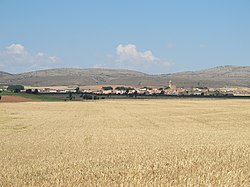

left=0, top=99, right=250, bottom=186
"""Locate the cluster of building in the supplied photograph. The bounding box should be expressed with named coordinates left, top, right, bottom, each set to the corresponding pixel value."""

left=84, top=81, right=249, bottom=96
left=96, top=81, right=182, bottom=95
left=84, top=81, right=240, bottom=96
left=34, top=80, right=238, bottom=96
left=2, top=80, right=250, bottom=96
left=38, top=87, right=78, bottom=93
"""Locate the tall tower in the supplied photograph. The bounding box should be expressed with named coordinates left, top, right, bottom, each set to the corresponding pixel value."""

left=169, top=80, right=172, bottom=88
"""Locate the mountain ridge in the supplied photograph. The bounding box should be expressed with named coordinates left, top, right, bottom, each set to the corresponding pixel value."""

left=0, top=66, right=249, bottom=88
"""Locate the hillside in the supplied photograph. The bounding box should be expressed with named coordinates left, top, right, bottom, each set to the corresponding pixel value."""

left=169, top=66, right=250, bottom=87
left=0, top=71, right=12, bottom=76
left=0, top=71, right=13, bottom=83
left=0, top=66, right=249, bottom=87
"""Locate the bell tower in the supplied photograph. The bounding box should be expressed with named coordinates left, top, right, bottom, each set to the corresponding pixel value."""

left=169, top=80, right=172, bottom=88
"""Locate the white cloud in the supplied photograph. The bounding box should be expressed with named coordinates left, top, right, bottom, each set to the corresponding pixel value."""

left=6, top=44, right=27, bottom=54
left=0, top=44, right=60, bottom=73
left=49, top=56, right=58, bottom=62
left=116, top=44, right=155, bottom=63
left=103, top=44, right=172, bottom=74
left=37, top=52, right=44, bottom=57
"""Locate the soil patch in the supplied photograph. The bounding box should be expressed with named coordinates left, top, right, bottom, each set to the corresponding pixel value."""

left=0, top=96, right=35, bottom=103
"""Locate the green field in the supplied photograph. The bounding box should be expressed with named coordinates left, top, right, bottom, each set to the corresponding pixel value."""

left=0, top=92, right=64, bottom=101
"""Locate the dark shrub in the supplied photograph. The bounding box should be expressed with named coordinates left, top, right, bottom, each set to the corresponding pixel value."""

left=7, top=85, right=24, bottom=92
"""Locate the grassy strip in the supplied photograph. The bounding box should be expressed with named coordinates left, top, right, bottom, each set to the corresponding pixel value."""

left=0, top=92, right=64, bottom=101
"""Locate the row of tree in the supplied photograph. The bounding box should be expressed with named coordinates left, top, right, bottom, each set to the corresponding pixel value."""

left=6, top=85, right=39, bottom=94
left=6, top=85, right=24, bottom=93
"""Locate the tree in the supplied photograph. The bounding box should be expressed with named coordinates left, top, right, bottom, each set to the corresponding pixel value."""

left=115, top=86, right=134, bottom=91
left=33, top=89, right=39, bottom=94
left=141, top=86, right=152, bottom=90
left=115, top=86, right=126, bottom=90
left=7, top=85, right=24, bottom=92
left=26, top=89, right=32, bottom=94
left=134, top=90, right=138, bottom=98
left=102, top=86, right=113, bottom=90
left=69, top=92, right=73, bottom=100
left=14, top=89, right=21, bottom=93
left=75, top=87, right=80, bottom=93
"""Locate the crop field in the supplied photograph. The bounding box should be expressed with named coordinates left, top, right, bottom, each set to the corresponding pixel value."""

left=0, top=99, right=250, bottom=186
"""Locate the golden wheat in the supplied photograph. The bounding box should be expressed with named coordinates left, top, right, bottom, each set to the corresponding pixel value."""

left=0, top=99, right=250, bottom=186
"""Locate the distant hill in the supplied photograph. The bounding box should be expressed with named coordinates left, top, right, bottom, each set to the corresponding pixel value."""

left=169, top=66, right=250, bottom=88
left=0, top=66, right=249, bottom=88
left=0, top=71, right=12, bottom=76
left=0, top=71, right=13, bottom=83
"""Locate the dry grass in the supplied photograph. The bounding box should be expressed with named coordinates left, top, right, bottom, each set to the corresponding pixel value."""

left=0, top=99, right=250, bottom=186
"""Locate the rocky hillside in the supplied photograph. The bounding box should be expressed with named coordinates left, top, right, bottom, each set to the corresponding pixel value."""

left=0, top=66, right=249, bottom=88
left=168, top=66, right=250, bottom=88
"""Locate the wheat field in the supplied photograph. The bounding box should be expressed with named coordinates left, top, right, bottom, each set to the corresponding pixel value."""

left=0, top=99, right=250, bottom=186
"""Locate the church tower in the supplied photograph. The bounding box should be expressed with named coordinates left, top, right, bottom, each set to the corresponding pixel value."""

left=169, top=80, right=172, bottom=88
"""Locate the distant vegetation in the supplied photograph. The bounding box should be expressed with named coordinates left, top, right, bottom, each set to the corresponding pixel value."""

left=102, top=86, right=113, bottom=90
left=1, top=92, right=63, bottom=101
left=25, top=89, right=39, bottom=94
left=141, top=86, right=153, bottom=90
left=115, top=86, right=134, bottom=90
left=7, top=85, right=24, bottom=93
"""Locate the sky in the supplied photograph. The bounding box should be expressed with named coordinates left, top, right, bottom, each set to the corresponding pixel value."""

left=0, top=0, right=249, bottom=74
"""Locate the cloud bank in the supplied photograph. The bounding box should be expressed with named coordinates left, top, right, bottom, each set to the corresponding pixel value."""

left=116, top=44, right=156, bottom=65
left=0, top=44, right=60, bottom=73
left=101, top=44, right=172, bottom=74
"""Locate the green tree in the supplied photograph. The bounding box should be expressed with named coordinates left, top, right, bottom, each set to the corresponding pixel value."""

left=102, top=86, right=113, bottom=90
left=75, top=87, right=80, bottom=93
left=7, top=85, right=24, bottom=92
left=33, top=89, right=39, bottom=94
left=26, top=89, right=32, bottom=94
left=115, top=87, right=134, bottom=91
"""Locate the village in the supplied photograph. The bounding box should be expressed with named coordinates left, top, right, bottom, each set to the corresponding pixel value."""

left=2, top=80, right=250, bottom=97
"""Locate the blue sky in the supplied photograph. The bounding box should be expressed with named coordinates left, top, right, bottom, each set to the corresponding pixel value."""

left=0, top=0, right=249, bottom=74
